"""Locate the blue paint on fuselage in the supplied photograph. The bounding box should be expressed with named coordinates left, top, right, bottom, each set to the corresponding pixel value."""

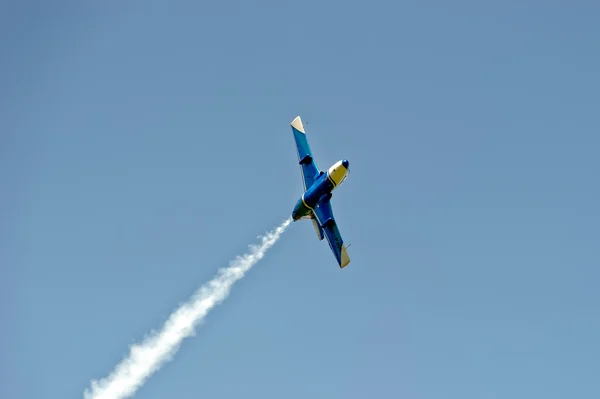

left=292, top=166, right=338, bottom=221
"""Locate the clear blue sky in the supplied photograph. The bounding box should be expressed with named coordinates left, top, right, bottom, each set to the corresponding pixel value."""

left=2, top=1, right=599, bottom=398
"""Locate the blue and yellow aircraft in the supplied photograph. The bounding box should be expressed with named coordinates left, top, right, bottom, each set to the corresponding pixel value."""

left=290, top=116, right=351, bottom=268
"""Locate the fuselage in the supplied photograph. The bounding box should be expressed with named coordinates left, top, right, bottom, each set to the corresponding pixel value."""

left=292, top=159, right=350, bottom=221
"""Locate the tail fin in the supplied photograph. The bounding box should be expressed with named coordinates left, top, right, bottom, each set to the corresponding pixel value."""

left=311, top=217, right=325, bottom=241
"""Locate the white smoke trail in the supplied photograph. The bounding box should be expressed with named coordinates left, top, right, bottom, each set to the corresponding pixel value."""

left=84, top=217, right=292, bottom=399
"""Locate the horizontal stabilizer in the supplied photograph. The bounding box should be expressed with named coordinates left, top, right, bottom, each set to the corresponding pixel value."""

left=312, top=217, right=325, bottom=241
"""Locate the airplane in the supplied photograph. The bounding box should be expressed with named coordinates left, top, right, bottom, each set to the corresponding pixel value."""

left=289, top=116, right=351, bottom=268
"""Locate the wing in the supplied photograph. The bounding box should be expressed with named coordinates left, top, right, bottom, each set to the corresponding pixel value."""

left=312, top=194, right=351, bottom=268
left=291, top=116, right=321, bottom=190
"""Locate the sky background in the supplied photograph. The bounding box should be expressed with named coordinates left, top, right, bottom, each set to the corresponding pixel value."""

left=2, top=1, right=600, bottom=398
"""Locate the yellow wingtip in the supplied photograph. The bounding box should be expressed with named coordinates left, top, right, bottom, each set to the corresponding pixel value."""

left=291, top=116, right=305, bottom=133
left=340, top=245, right=350, bottom=268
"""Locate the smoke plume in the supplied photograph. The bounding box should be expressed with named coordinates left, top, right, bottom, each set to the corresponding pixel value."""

left=84, top=217, right=292, bottom=399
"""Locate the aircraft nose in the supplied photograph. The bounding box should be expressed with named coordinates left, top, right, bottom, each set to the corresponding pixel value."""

left=342, top=159, right=349, bottom=169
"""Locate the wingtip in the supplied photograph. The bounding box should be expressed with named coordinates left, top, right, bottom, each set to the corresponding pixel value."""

left=291, top=116, right=305, bottom=133
left=340, top=245, right=350, bottom=268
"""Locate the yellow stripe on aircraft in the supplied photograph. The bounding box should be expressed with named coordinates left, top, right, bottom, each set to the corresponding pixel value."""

left=327, top=161, right=348, bottom=187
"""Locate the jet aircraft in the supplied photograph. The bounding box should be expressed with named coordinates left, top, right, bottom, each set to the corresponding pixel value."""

left=290, top=116, right=351, bottom=268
